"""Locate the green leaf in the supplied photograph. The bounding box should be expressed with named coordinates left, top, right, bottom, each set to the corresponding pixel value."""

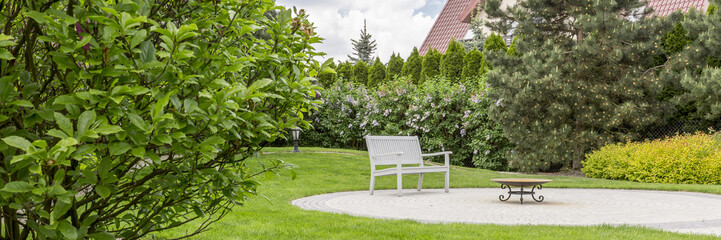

left=0, top=49, right=14, bottom=60
left=9, top=100, right=33, bottom=107
left=2, top=136, right=31, bottom=151
left=47, top=129, right=70, bottom=138
left=95, top=125, right=123, bottom=135
left=139, top=41, right=156, bottom=64
left=1, top=181, right=33, bottom=193
left=127, top=113, right=148, bottom=132
left=77, top=110, right=96, bottom=138
left=26, top=11, right=49, bottom=24
left=250, top=79, right=273, bottom=90
left=131, top=147, right=145, bottom=158
left=108, top=142, right=131, bottom=156
left=51, top=200, right=72, bottom=221
left=130, top=29, right=147, bottom=49
left=58, top=220, right=79, bottom=240
left=54, top=112, right=74, bottom=136
left=95, top=186, right=110, bottom=198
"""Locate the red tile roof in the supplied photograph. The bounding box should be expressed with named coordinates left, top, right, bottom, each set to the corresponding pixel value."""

left=646, top=0, right=709, bottom=17
left=419, top=0, right=473, bottom=55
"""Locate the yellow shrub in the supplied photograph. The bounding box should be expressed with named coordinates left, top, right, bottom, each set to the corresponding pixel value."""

left=582, top=133, right=721, bottom=184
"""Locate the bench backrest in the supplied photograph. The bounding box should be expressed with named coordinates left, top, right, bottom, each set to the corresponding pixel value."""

left=365, top=135, right=423, bottom=166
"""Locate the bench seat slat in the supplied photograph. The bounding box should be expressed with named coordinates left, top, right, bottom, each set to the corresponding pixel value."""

left=373, top=166, right=448, bottom=176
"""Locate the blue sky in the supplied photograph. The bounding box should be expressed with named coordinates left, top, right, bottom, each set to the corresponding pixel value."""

left=275, top=0, right=444, bottom=63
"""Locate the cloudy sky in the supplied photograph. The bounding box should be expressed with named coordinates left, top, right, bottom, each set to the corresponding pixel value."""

left=275, top=0, right=445, bottom=63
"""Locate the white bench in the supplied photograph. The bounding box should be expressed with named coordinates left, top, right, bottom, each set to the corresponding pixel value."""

left=364, top=135, right=452, bottom=196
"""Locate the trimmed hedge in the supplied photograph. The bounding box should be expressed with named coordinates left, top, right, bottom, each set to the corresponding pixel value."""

left=582, top=133, right=721, bottom=184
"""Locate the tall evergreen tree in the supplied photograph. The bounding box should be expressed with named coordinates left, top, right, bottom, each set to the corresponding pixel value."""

left=462, top=47, right=483, bottom=80
left=352, top=60, right=370, bottom=85
left=386, top=53, right=404, bottom=81
left=421, top=49, right=442, bottom=84
left=368, top=57, right=386, bottom=87
left=347, top=19, right=377, bottom=63
left=483, top=33, right=507, bottom=52
left=484, top=0, right=668, bottom=171
left=506, top=36, right=520, bottom=57
left=441, top=39, right=466, bottom=81
left=403, top=47, right=423, bottom=84
left=336, top=61, right=353, bottom=81
left=463, top=2, right=487, bottom=51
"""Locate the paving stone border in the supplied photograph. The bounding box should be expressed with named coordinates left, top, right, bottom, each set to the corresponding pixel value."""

left=292, top=188, right=721, bottom=236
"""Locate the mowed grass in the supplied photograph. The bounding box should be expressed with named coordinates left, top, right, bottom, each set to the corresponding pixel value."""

left=154, top=147, right=721, bottom=239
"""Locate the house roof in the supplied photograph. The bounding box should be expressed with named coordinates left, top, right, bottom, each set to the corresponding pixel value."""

left=419, top=0, right=473, bottom=55
left=646, top=0, right=709, bottom=17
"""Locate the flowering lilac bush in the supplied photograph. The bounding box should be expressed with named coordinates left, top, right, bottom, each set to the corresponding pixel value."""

left=303, top=77, right=512, bottom=169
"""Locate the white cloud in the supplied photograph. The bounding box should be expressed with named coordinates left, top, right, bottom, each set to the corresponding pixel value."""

left=275, top=0, right=437, bottom=63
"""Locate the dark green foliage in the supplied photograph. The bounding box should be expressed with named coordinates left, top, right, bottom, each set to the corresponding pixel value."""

left=662, top=23, right=692, bottom=55
left=337, top=61, right=354, bottom=81
left=347, top=20, right=377, bottom=63
left=403, top=47, right=423, bottom=84
left=386, top=53, right=404, bottom=81
left=441, top=39, right=466, bottom=81
left=462, top=48, right=483, bottom=80
left=421, top=49, right=442, bottom=84
left=484, top=0, right=668, bottom=171
left=483, top=33, right=508, bottom=53
left=368, top=57, right=386, bottom=88
left=506, top=36, right=520, bottom=56
left=318, top=59, right=338, bottom=87
left=0, top=1, right=320, bottom=239
left=353, top=61, right=370, bottom=85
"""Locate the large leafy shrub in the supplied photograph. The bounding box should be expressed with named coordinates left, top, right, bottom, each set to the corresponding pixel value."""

left=0, top=1, right=320, bottom=239
left=303, top=77, right=511, bottom=169
left=582, top=133, right=721, bottom=184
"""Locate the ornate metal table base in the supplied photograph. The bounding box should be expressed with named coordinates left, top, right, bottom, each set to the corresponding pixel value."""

left=498, top=184, right=545, bottom=204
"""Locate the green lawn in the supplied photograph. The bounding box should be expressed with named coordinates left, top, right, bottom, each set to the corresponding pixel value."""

left=155, top=147, right=721, bottom=239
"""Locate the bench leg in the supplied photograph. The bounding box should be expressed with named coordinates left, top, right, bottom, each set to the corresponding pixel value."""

left=369, top=175, right=375, bottom=195
left=417, top=173, right=424, bottom=191
left=444, top=170, right=449, bottom=193
left=397, top=172, right=403, bottom=197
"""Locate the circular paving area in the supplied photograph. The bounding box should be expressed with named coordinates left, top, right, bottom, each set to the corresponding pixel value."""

left=292, top=188, right=721, bottom=236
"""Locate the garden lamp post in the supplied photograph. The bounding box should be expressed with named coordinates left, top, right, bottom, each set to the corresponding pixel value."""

left=291, top=128, right=301, bottom=152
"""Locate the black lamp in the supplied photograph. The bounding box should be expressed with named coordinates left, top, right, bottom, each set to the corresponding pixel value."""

left=291, top=128, right=301, bottom=152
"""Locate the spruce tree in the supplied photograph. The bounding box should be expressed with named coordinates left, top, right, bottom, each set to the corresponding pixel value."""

left=347, top=19, right=377, bottom=63
left=352, top=60, right=370, bottom=85
left=403, top=47, right=423, bottom=84
left=441, top=39, right=466, bottom=81
left=336, top=61, right=353, bottom=81
left=421, top=49, right=442, bottom=84
left=368, top=57, right=386, bottom=88
left=484, top=0, right=667, bottom=171
left=462, top=47, right=483, bottom=80
left=386, top=53, right=404, bottom=81
left=463, top=2, right=487, bottom=51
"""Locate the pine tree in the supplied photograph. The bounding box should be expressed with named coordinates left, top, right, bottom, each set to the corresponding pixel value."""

left=421, top=49, right=442, bottom=84
left=368, top=57, right=386, bottom=88
left=347, top=19, right=377, bottom=63
left=336, top=61, right=353, bottom=81
left=386, top=53, right=404, bottom=81
left=484, top=0, right=667, bottom=171
left=317, top=60, right=338, bottom=87
left=441, top=39, right=466, bottom=81
left=403, top=47, right=423, bottom=84
left=352, top=60, right=370, bottom=85
left=462, top=47, right=482, bottom=80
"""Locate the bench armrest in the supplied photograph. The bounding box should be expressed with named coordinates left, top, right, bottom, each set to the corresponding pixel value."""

left=421, top=151, right=452, bottom=157
left=371, top=152, right=404, bottom=159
